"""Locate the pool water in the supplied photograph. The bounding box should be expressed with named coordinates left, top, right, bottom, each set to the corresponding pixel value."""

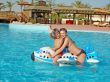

left=0, top=24, right=110, bottom=82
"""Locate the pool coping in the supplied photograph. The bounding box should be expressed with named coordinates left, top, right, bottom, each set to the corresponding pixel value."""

left=0, top=23, right=110, bottom=33
left=50, top=24, right=110, bottom=33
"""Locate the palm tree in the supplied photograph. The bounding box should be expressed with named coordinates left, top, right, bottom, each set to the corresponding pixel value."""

left=6, top=1, right=15, bottom=12
left=46, top=0, right=56, bottom=7
left=16, top=0, right=24, bottom=12
left=0, top=3, right=6, bottom=11
left=46, top=0, right=52, bottom=7
left=71, top=0, right=91, bottom=8
left=32, top=0, right=34, bottom=4
left=72, top=0, right=83, bottom=8
left=71, top=0, right=91, bottom=24
left=45, top=0, right=56, bottom=24
left=84, top=3, right=91, bottom=8
left=35, top=0, right=39, bottom=6
left=105, top=3, right=110, bottom=10
left=57, top=3, right=65, bottom=7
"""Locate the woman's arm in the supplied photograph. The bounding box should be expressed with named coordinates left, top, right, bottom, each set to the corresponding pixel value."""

left=52, top=38, right=69, bottom=57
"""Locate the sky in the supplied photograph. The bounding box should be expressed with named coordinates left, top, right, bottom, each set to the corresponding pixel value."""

left=1, top=0, right=110, bottom=11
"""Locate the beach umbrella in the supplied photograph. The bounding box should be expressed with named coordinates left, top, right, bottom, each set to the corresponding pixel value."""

left=17, top=0, right=32, bottom=12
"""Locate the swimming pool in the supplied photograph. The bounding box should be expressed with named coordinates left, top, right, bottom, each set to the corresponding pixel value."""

left=0, top=24, right=110, bottom=82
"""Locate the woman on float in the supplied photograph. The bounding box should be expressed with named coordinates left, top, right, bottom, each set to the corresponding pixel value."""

left=51, top=28, right=86, bottom=65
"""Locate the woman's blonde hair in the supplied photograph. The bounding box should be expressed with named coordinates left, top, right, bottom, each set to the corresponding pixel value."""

left=60, top=28, right=67, bottom=33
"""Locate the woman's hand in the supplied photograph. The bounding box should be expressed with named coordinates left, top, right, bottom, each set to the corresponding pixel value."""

left=48, top=53, right=56, bottom=58
left=47, top=53, right=56, bottom=58
left=48, top=53, right=52, bottom=58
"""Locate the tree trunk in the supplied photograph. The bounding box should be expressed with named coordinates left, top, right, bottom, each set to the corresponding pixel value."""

left=10, top=8, right=12, bottom=12
left=21, top=5, right=23, bottom=12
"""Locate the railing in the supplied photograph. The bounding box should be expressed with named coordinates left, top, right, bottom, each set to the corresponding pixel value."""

left=21, top=12, right=29, bottom=22
left=36, top=18, right=49, bottom=24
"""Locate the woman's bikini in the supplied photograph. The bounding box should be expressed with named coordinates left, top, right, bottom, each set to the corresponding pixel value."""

left=64, top=36, right=86, bottom=57
left=77, top=49, right=86, bottom=56
left=55, top=35, right=86, bottom=57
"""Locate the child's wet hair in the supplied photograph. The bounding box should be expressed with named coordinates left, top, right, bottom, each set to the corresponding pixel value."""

left=50, top=28, right=60, bottom=39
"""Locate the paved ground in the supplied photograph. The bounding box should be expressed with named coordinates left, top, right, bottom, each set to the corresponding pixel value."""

left=50, top=24, right=110, bottom=32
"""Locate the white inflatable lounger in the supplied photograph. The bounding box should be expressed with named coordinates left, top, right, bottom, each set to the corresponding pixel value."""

left=31, top=47, right=100, bottom=66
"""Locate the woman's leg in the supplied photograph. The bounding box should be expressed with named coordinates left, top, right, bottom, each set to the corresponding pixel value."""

left=53, top=55, right=61, bottom=64
left=77, top=53, right=86, bottom=65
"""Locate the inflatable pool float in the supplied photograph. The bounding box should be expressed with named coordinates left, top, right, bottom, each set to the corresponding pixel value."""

left=31, top=47, right=100, bottom=66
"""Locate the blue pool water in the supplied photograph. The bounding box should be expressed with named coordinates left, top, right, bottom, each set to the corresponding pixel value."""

left=0, top=24, right=110, bottom=82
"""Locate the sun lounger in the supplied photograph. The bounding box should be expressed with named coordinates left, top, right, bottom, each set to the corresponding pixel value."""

left=107, top=24, right=110, bottom=27
left=93, top=22, right=100, bottom=26
left=26, top=22, right=32, bottom=25
left=99, top=22, right=109, bottom=27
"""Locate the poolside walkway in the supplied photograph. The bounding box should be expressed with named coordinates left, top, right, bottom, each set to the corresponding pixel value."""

left=50, top=24, right=110, bottom=32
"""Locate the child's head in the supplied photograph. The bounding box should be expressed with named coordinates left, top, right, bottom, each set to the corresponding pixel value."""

left=50, top=28, right=60, bottom=39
